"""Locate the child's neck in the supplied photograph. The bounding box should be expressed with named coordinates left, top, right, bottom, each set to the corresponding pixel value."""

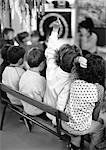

left=29, top=67, right=40, bottom=73
left=10, top=63, right=20, bottom=67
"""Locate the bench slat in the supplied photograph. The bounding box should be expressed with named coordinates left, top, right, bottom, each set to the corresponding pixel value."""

left=0, top=83, right=69, bottom=122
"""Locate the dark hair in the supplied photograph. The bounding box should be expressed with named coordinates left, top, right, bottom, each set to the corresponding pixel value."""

left=55, top=44, right=82, bottom=73
left=31, top=30, right=40, bottom=38
left=5, top=39, right=14, bottom=45
left=78, top=17, right=94, bottom=34
left=17, top=32, right=29, bottom=43
left=76, top=54, right=105, bottom=86
left=1, top=44, right=11, bottom=60
left=85, top=17, right=94, bottom=28
left=27, top=47, right=45, bottom=68
left=3, top=28, right=14, bottom=37
left=7, top=46, right=25, bottom=64
left=82, top=50, right=91, bottom=57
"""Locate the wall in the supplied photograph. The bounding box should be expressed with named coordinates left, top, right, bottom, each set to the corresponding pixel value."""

left=94, top=28, right=106, bottom=46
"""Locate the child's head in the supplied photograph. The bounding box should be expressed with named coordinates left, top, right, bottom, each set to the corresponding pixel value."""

left=27, top=46, right=45, bottom=70
left=76, top=54, right=105, bottom=86
left=31, top=30, right=40, bottom=43
left=55, top=44, right=82, bottom=73
left=7, top=46, right=25, bottom=65
left=3, top=28, right=14, bottom=40
left=1, top=44, right=11, bottom=60
left=17, top=31, right=30, bottom=44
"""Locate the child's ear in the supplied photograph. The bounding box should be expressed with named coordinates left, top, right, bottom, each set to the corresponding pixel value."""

left=39, top=61, right=45, bottom=71
left=18, top=58, right=24, bottom=66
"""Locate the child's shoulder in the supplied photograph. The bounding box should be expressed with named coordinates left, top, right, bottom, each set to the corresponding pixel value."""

left=6, top=66, right=25, bottom=75
left=2, top=66, right=10, bottom=72
left=95, top=83, right=104, bottom=94
left=71, top=80, right=98, bottom=97
left=16, top=66, right=25, bottom=72
left=35, top=73, right=46, bottom=86
left=90, top=32, right=97, bottom=41
left=73, top=80, right=97, bottom=89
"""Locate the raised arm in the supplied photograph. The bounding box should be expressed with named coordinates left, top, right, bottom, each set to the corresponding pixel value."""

left=45, top=19, right=61, bottom=72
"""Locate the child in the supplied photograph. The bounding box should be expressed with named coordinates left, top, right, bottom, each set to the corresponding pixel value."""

left=61, top=54, right=105, bottom=150
left=44, top=19, right=87, bottom=122
left=31, top=30, right=45, bottom=50
left=15, top=31, right=32, bottom=70
left=31, top=30, right=40, bottom=44
left=15, top=31, right=31, bottom=47
left=3, top=28, right=14, bottom=41
left=0, top=44, right=11, bottom=81
left=2, top=46, right=25, bottom=105
left=19, top=47, right=46, bottom=116
left=0, top=28, right=14, bottom=49
left=0, top=45, right=11, bottom=102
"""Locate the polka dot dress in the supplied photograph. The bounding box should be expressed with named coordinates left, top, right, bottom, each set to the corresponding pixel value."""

left=65, top=80, right=98, bottom=131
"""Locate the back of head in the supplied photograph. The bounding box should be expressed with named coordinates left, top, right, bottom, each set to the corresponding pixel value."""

left=85, top=17, right=94, bottom=29
left=55, top=44, right=82, bottom=73
left=31, top=30, right=40, bottom=38
left=31, top=30, right=40, bottom=43
left=1, top=44, right=11, bottom=60
left=27, top=46, right=45, bottom=68
left=7, top=46, right=25, bottom=64
left=3, top=28, right=14, bottom=40
left=76, top=54, right=105, bottom=86
left=17, top=31, right=29, bottom=43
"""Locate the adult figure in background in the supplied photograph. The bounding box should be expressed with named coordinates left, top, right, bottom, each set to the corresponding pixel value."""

left=78, top=17, right=98, bottom=54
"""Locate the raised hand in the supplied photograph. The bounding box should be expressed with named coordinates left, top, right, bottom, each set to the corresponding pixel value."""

left=78, top=56, right=87, bottom=68
left=50, top=17, right=61, bottom=31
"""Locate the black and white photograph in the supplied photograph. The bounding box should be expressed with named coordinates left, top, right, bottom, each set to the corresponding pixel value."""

left=0, top=0, right=106, bottom=150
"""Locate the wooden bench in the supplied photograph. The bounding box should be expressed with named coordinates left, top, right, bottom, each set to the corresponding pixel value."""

left=0, top=82, right=87, bottom=149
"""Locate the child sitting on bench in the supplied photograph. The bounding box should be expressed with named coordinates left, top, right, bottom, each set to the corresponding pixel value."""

left=61, top=54, right=105, bottom=150
left=2, top=45, right=25, bottom=105
left=44, top=19, right=87, bottom=123
left=0, top=45, right=11, bottom=102
left=19, top=46, right=46, bottom=116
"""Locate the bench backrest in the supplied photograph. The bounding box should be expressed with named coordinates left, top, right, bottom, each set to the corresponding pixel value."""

left=0, top=83, right=68, bottom=122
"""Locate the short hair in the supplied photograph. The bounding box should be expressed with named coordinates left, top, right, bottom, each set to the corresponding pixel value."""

left=27, top=47, right=45, bottom=68
left=55, top=44, right=82, bottom=73
left=1, top=44, right=11, bottom=60
left=31, top=30, right=40, bottom=38
left=76, top=54, right=105, bottom=86
left=78, top=17, right=94, bottom=34
left=17, top=32, right=29, bottom=43
left=3, top=28, right=14, bottom=37
left=7, top=46, right=25, bottom=64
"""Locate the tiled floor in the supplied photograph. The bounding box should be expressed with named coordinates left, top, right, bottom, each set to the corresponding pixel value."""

left=0, top=104, right=90, bottom=150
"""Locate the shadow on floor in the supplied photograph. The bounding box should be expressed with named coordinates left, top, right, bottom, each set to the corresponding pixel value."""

left=0, top=103, right=89, bottom=150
